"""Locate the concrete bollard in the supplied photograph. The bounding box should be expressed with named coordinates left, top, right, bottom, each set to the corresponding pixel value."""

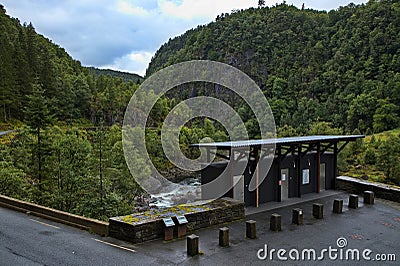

left=219, top=227, right=229, bottom=247
left=349, top=194, right=359, bottom=209
left=187, top=234, right=199, bottom=256
left=313, top=203, right=324, bottom=219
left=292, top=208, right=303, bottom=225
left=364, top=191, right=375, bottom=205
left=270, top=213, right=282, bottom=232
left=333, top=199, right=343, bottom=214
left=246, top=220, right=256, bottom=239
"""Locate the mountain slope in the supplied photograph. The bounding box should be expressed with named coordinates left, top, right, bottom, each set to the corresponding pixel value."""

left=87, top=67, right=143, bottom=84
left=0, top=5, right=83, bottom=121
left=0, top=5, right=140, bottom=126
left=146, top=1, right=400, bottom=134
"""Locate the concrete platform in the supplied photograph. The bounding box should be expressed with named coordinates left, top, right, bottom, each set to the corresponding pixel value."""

left=245, top=190, right=345, bottom=215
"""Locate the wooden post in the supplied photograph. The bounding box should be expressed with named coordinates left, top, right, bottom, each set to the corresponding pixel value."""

left=317, top=143, right=320, bottom=193
left=187, top=234, right=199, bottom=256
left=333, top=199, right=343, bottom=214
left=277, top=146, right=282, bottom=202
left=164, top=227, right=174, bottom=241
left=246, top=220, right=256, bottom=239
left=292, top=208, right=303, bottom=225
left=219, top=227, right=229, bottom=247
left=349, top=194, right=358, bottom=209
left=255, top=148, right=259, bottom=208
left=163, top=218, right=175, bottom=241
left=297, top=145, right=301, bottom=198
left=313, top=203, right=324, bottom=219
left=229, top=148, right=233, bottom=198
left=333, top=142, right=338, bottom=189
left=270, top=213, right=282, bottom=232
left=364, top=191, right=374, bottom=205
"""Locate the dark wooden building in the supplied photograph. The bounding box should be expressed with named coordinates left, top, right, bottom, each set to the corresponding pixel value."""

left=192, top=135, right=364, bottom=207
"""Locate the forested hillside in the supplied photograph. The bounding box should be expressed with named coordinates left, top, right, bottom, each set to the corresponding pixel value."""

left=0, top=5, right=139, bottom=126
left=0, top=4, right=229, bottom=218
left=87, top=67, right=143, bottom=84
left=147, top=0, right=400, bottom=135
left=0, top=5, right=148, bottom=220
left=340, top=128, right=400, bottom=185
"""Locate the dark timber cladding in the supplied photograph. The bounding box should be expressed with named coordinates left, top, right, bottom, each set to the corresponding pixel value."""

left=191, top=135, right=364, bottom=207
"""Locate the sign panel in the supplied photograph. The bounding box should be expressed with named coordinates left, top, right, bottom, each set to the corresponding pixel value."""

left=176, top=215, right=188, bottom=225
left=163, top=218, right=175, bottom=227
left=302, top=169, right=310, bottom=185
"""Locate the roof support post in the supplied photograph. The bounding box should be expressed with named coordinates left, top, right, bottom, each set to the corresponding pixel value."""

left=228, top=148, right=233, bottom=198
left=255, top=147, right=259, bottom=208
left=277, top=146, right=282, bottom=202
left=333, top=142, right=338, bottom=189
left=297, top=144, right=301, bottom=198
left=317, top=143, right=320, bottom=193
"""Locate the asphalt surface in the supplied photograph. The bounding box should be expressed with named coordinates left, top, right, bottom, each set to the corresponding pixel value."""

left=0, top=207, right=144, bottom=265
left=1, top=192, right=399, bottom=265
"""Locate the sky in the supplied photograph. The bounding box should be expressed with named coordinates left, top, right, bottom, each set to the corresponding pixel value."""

left=2, top=0, right=368, bottom=76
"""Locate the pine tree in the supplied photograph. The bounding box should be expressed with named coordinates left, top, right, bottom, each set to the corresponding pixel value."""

left=24, top=83, right=54, bottom=201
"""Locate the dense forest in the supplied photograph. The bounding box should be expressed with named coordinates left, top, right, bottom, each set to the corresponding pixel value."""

left=147, top=0, right=400, bottom=135
left=87, top=67, right=143, bottom=84
left=0, top=5, right=141, bottom=126
left=0, top=1, right=400, bottom=220
left=0, top=5, right=148, bottom=220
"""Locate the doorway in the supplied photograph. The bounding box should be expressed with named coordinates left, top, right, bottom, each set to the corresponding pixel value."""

left=233, top=175, right=244, bottom=202
left=281, top=168, right=289, bottom=200
left=320, top=163, right=326, bottom=191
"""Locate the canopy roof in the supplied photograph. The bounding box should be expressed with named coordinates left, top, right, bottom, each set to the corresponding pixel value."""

left=191, top=135, right=365, bottom=149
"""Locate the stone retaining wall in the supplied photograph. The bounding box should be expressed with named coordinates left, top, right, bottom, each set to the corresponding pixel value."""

left=336, top=176, right=400, bottom=203
left=109, top=198, right=245, bottom=243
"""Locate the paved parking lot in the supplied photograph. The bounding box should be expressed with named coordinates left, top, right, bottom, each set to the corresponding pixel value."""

left=1, top=191, right=399, bottom=265
left=136, top=191, right=399, bottom=265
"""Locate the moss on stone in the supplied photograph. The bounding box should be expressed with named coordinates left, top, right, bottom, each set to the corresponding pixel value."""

left=116, top=199, right=226, bottom=225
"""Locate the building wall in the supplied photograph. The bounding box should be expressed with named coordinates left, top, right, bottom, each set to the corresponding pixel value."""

left=257, top=162, right=277, bottom=204
left=201, top=161, right=232, bottom=199
left=201, top=152, right=335, bottom=206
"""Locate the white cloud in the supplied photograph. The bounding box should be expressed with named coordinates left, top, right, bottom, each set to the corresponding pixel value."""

left=117, top=0, right=149, bottom=16
left=158, top=0, right=256, bottom=20
left=101, top=51, right=154, bottom=76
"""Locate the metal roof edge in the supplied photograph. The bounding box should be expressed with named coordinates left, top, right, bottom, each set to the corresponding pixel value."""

left=190, top=135, right=365, bottom=148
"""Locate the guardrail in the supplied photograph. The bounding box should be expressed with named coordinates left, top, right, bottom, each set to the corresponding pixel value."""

left=0, top=194, right=108, bottom=236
